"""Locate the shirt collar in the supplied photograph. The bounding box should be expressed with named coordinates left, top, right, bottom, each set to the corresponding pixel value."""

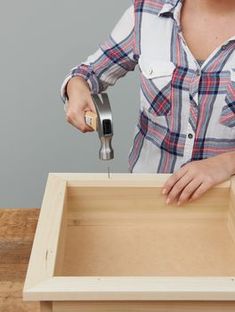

left=158, top=0, right=183, bottom=29
left=158, top=0, right=181, bottom=16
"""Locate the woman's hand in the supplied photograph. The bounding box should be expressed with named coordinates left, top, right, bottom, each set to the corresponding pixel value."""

left=65, top=76, right=96, bottom=133
left=162, top=152, right=235, bottom=205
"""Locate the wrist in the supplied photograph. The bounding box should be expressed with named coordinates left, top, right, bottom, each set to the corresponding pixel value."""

left=66, top=76, right=91, bottom=99
left=218, top=151, right=235, bottom=176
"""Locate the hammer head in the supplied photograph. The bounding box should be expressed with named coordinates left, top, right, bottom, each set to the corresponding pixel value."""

left=90, top=93, right=114, bottom=160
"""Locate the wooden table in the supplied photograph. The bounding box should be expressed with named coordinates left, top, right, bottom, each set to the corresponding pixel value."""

left=0, top=208, right=40, bottom=312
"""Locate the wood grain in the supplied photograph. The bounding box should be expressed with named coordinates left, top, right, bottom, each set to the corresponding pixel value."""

left=53, top=300, right=235, bottom=312
left=23, top=174, right=67, bottom=295
left=0, top=208, right=40, bottom=312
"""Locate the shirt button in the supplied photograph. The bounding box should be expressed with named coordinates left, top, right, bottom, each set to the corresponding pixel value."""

left=149, top=68, right=153, bottom=75
left=195, top=69, right=201, bottom=76
left=188, top=133, right=193, bottom=139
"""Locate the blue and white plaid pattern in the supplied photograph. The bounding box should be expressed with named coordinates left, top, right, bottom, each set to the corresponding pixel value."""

left=61, top=0, right=235, bottom=173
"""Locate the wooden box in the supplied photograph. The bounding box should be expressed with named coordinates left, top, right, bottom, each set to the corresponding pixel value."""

left=23, top=173, right=235, bottom=311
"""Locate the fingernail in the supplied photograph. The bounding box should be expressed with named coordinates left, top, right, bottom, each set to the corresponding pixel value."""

left=177, top=201, right=181, bottom=206
left=166, top=198, right=171, bottom=205
left=162, top=188, right=167, bottom=195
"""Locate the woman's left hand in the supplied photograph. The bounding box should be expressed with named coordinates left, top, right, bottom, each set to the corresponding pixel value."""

left=162, top=152, right=235, bottom=206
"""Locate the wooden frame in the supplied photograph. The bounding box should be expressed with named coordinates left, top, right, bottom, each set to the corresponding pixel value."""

left=23, top=173, right=235, bottom=311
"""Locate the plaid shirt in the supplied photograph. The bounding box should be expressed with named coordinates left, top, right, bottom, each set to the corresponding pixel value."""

left=61, top=0, right=235, bottom=173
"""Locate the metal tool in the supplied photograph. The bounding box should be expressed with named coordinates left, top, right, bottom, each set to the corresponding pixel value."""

left=85, top=93, right=114, bottom=161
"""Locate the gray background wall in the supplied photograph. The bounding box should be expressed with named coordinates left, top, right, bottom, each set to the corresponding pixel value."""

left=0, top=0, right=139, bottom=208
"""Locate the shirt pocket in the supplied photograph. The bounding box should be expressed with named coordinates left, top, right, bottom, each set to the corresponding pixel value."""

left=219, top=68, right=235, bottom=128
left=138, top=56, right=176, bottom=117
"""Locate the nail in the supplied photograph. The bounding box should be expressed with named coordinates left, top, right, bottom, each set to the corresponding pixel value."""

left=177, top=201, right=181, bottom=206
left=166, top=198, right=171, bottom=205
left=162, top=188, right=167, bottom=195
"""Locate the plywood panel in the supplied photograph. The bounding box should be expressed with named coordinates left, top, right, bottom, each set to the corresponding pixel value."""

left=61, top=219, right=235, bottom=276
left=59, top=184, right=235, bottom=277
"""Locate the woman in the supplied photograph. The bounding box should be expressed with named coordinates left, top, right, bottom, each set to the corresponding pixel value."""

left=60, top=0, right=235, bottom=205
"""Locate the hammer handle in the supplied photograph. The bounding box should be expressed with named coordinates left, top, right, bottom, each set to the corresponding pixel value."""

left=84, top=111, right=98, bottom=131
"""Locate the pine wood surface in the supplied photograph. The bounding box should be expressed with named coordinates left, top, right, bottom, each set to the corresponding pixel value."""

left=0, top=208, right=40, bottom=312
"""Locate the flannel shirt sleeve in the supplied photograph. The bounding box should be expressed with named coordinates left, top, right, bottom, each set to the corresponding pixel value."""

left=60, top=4, right=137, bottom=103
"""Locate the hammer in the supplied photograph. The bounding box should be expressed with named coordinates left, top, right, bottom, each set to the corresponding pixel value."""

left=84, top=93, right=114, bottom=161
